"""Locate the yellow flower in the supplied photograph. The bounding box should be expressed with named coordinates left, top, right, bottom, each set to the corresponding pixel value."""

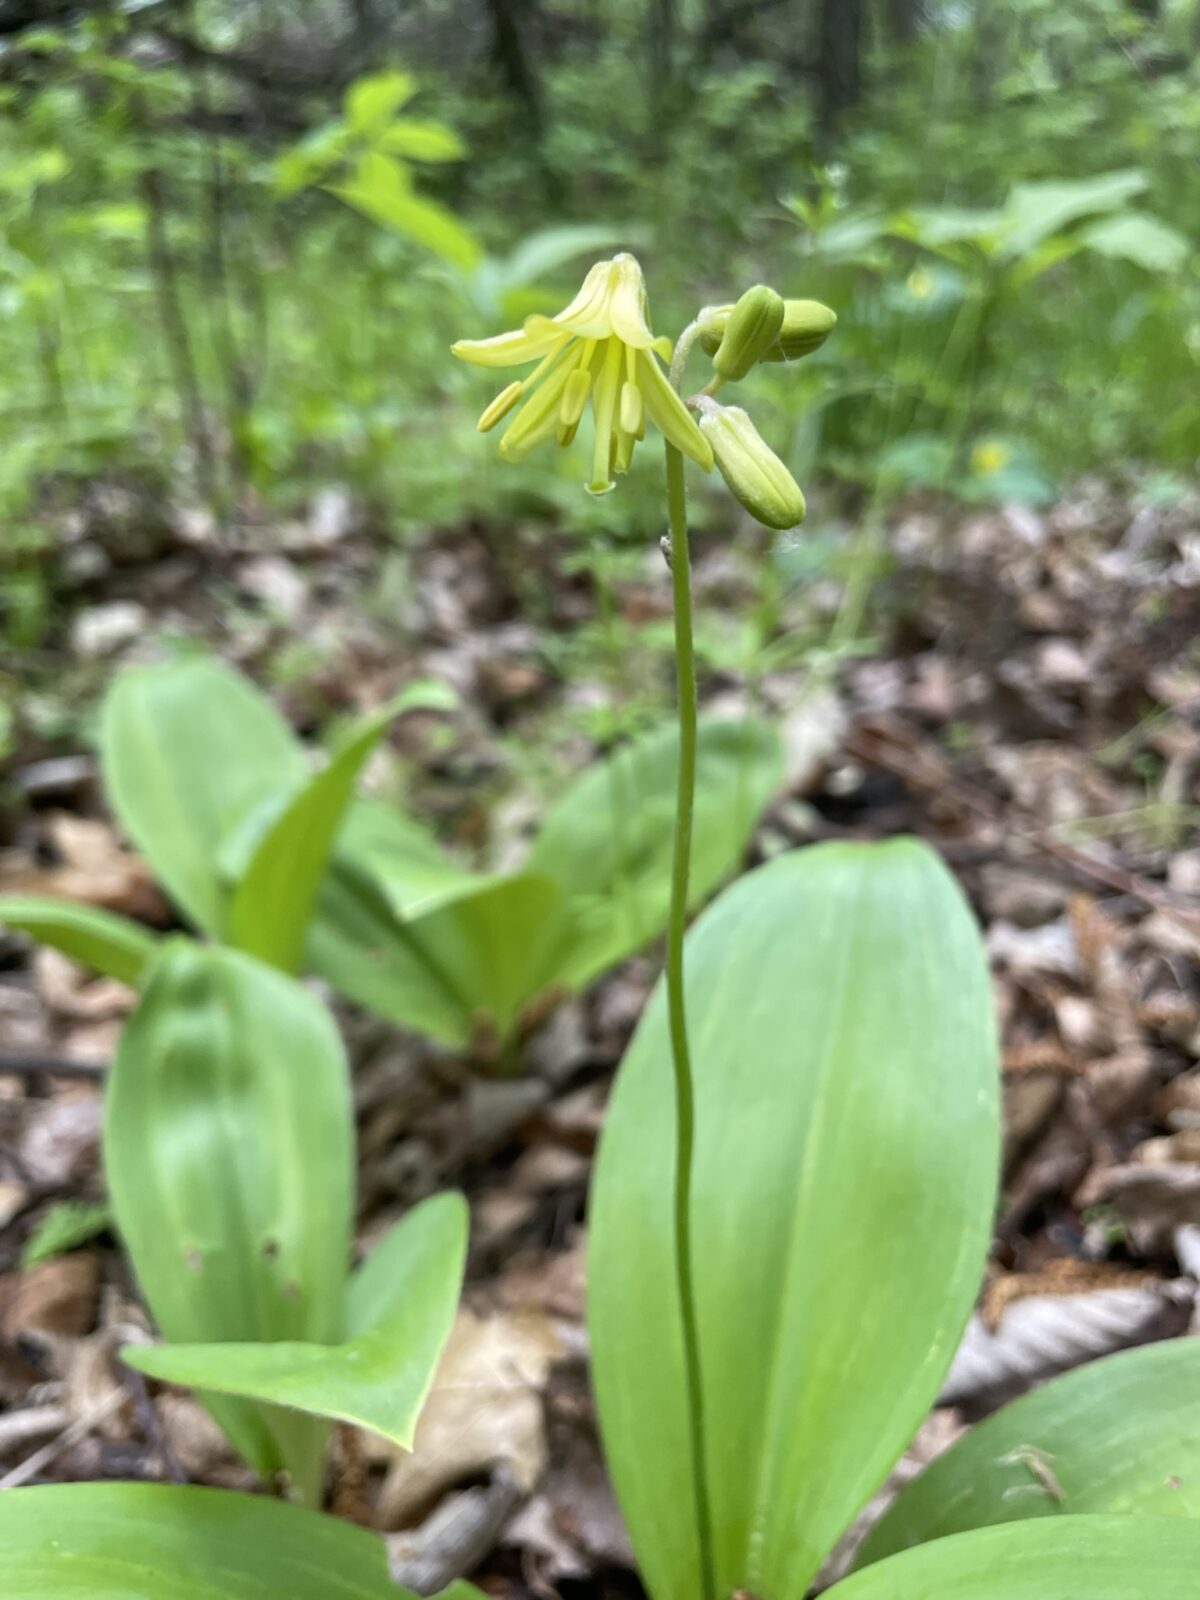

left=907, top=266, right=936, bottom=302
left=971, top=440, right=1011, bottom=475
left=451, top=253, right=712, bottom=495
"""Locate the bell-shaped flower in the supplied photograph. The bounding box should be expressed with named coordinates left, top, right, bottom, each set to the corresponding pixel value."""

left=452, top=253, right=712, bottom=495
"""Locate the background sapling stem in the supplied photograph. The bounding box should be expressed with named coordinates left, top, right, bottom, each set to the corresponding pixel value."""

left=663, top=432, right=717, bottom=1600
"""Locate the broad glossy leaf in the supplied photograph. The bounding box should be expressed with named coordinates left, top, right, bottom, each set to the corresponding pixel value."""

left=0, top=894, right=157, bottom=985
left=409, top=869, right=566, bottom=1044
left=127, top=1192, right=467, bottom=1449
left=105, top=941, right=353, bottom=1501
left=902, top=204, right=1006, bottom=250
left=334, top=796, right=480, bottom=921
left=317, top=869, right=565, bottom=1048
left=345, top=68, right=416, bottom=136
left=311, top=803, right=497, bottom=1047
left=833, top=1515, right=1200, bottom=1599
left=500, top=224, right=645, bottom=288
left=331, top=152, right=480, bottom=269
left=315, top=825, right=566, bottom=1047
left=0, top=1482, right=400, bottom=1599
left=380, top=119, right=465, bottom=162
left=529, top=718, right=783, bottom=990
left=996, top=169, right=1147, bottom=260
left=588, top=840, right=999, bottom=1600
left=859, top=1339, right=1200, bottom=1567
left=102, top=657, right=306, bottom=935
left=310, top=862, right=477, bottom=1045
left=1080, top=212, right=1191, bottom=274
left=228, top=685, right=453, bottom=972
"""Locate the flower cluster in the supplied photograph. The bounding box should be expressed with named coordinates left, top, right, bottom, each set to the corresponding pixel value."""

left=452, top=253, right=711, bottom=495
left=452, top=253, right=835, bottom=528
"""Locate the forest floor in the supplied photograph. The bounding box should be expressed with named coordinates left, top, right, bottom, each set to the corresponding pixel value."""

left=1, top=480, right=1199, bottom=1594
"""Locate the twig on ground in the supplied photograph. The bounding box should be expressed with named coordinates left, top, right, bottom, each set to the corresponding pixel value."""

left=0, top=1405, right=71, bottom=1458
left=388, top=1467, right=525, bottom=1595
left=846, top=717, right=1200, bottom=930
left=0, top=1056, right=108, bottom=1081
left=0, top=1385, right=126, bottom=1489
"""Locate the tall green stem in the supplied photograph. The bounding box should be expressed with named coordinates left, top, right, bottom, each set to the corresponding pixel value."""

left=664, top=437, right=716, bottom=1600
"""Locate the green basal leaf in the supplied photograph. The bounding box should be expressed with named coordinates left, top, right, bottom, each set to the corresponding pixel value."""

left=0, top=1482, right=401, bottom=1598
left=104, top=940, right=353, bottom=1503
left=309, top=858, right=477, bottom=1047
left=315, top=805, right=566, bottom=1048
left=858, top=1339, right=1200, bottom=1567
left=405, top=869, right=566, bottom=1045
left=228, top=683, right=453, bottom=973
left=127, top=1192, right=467, bottom=1450
left=588, top=840, right=999, bottom=1600
left=832, top=1516, right=1200, bottom=1599
left=529, top=717, right=783, bottom=991
left=345, top=1193, right=459, bottom=1335
left=102, top=657, right=306, bottom=936
left=0, top=894, right=157, bottom=985
left=333, top=796, right=482, bottom=922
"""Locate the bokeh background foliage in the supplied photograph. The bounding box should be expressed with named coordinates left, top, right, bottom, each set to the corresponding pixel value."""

left=0, top=0, right=1196, bottom=639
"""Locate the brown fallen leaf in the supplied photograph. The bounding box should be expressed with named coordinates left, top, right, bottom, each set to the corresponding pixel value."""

left=942, top=1282, right=1195, bottom=1416
left=0, top=1254, right=99, bottom=1339
left=374, top=1305, right=566, bottom=1530
left=981, top=1259, right=1162, bottom=1330
left=494, top=1235, right=587, bottom=1325
left=34, top=948, right=134, bottom=1024
left=18, top=1089, right=102, bottom=1191
left=1080, top=1163, right=1200, bottom=1253
left=504, top=1358, right=634, bottom=1585
left=0, top=813, right=167, bottom=923
left=389, top=1472, right=525, bottom=1593
left=1134, top=1130, right=1200, bottom=1166
left=155, top=1390, right=248, bottom=1487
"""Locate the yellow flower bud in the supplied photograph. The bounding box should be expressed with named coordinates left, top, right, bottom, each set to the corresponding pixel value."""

left=710, top=284, right=784, bottom=382
left=697, top=400, right=806, bottom=530
left=700, top=298, right=836, bottom=364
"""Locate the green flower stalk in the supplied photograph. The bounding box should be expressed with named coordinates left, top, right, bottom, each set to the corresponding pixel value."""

left=453, top=254, right=833, bottom=1600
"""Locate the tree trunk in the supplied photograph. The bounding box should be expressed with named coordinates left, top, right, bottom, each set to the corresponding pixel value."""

left=817, top=0, right=866, bottom=136
left=139, top=157, right=219, bottom=509
left=646, top=0, right=676, bottom=154
left=483, top=0, right=544, bottom=135
left=886, top=0, right=920, bottom=46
